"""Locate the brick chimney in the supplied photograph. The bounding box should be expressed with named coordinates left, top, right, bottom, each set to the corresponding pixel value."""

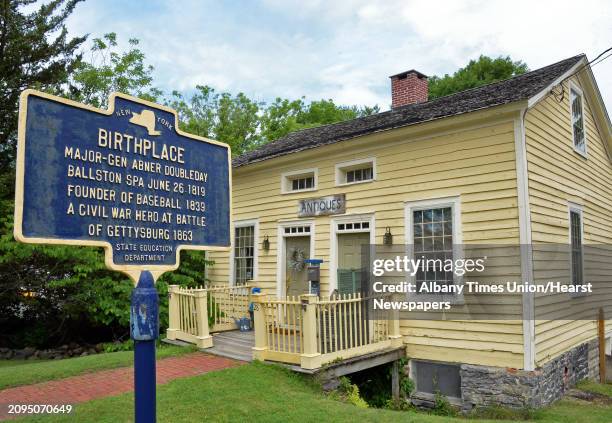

left=390, top=70, right=428, bottom=108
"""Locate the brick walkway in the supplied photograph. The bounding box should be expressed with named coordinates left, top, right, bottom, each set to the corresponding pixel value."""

left=0, top=352, right=238, bottom=420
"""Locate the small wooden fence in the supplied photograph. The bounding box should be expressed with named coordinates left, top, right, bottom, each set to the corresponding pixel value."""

left=166, top=284, right=252, bottom=348
left=252, top=293, right=402, bottom=370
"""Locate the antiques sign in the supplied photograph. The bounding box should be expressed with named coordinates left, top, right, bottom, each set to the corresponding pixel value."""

left=14, top=90, right=231, bottom=278
left=298, top=194, right=345, bottom=217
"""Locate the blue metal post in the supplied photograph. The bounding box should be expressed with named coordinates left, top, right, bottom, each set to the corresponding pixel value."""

left=130, top=271, right=159, bottom=423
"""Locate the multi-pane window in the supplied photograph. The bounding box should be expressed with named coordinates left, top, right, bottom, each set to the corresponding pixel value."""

left=346, top=166, right=373, bottom=183
left=570, top=210, right=583, bottom=286
left=337, top=221, right=369, bottom=231
left=282, top=169, right=317, bottom=193
left=291, top=176, right=314, bottom=191
left=413, top=207, right=454, bottom=288
left=336, top=158, right=375, bottom=186
left=284, top=225, right=310, bottom=235
left=234, top=226, right=255, bottom=284
left=570, top=88, right=586, bottom=154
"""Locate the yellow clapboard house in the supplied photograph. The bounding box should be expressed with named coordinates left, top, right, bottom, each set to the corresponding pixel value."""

left=176, top=54, right=612, bottom=408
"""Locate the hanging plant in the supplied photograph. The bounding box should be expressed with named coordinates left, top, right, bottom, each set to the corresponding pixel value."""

left=288, top=247, right=306, bottom=272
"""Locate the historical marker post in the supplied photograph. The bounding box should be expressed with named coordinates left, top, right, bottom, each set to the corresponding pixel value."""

left=14, top=90, right=232, bottom=422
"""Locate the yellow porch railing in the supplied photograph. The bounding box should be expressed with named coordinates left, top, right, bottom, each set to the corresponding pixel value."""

left=252, top=293, right=402, bottom=370
left=166, top=284, right=252, bottom=348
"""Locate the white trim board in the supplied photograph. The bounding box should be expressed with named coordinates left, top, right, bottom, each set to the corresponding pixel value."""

left=514, top=109, right=535, bottom=371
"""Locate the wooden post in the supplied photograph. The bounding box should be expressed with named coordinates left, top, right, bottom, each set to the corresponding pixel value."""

left=391, top=360, right=400, bottom=401
left=252, top=293, right=268, bottom=360
left=300, top=294, right=321, bottom=369
left=166, top=285, right=180, bottom=340
left=194, top=290, right=213, bottom=348
left=599, top=307, right=606, bottom=383
left=388, top=294, right=403, bottom=347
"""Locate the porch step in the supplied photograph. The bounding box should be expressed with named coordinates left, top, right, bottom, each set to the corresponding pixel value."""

left=202, top=331, right=255, bottom=362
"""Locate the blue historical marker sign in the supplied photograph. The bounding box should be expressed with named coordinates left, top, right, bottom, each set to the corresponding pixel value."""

left=14, top=90, right=231, bottom=278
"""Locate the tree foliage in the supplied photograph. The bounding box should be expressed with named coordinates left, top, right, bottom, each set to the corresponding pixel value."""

left=67, top=33, right=161, bottom=108
left=259, top=98, right=379, bottom=143
left=428, top=55, right=529, bottom=100
left=168, top=86, right=263, bottom=155
left=0, top=0, right=86, bottom=174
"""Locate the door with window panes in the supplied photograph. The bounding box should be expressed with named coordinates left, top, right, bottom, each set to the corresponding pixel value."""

left=285, top=235, right=311, bottom=297
left=337, top=232, right=369, bottom=295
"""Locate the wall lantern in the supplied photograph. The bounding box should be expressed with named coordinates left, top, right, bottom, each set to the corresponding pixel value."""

left=383, top=227, right=393, bottom=246
left=262, top=235, right=270, bottom=252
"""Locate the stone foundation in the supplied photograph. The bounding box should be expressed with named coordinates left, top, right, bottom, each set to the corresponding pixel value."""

left=460, top=339, right=599, bottom=410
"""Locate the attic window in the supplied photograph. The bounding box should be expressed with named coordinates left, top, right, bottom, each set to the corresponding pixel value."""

left=335, top=157, right=376, bottom=186
left=570, top=85, right=587, bottom=156
left=281, top=168, right=318, bottom=194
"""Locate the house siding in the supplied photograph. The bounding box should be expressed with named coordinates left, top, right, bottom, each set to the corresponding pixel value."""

left=209, top=110, right=526, bottom=369
left=524, top=75, right=612, bottom=367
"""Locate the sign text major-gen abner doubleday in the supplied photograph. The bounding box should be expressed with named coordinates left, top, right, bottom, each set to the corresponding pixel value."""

left=298, top=194, right=345, bottom=217
left=14, top=90, right=231, bottom=276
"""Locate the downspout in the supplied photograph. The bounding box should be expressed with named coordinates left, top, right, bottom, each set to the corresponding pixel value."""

left=514, top=106, right=536, bottom=371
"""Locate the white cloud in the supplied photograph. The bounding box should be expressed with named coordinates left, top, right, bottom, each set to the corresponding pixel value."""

left=65, top=0, right=612, bottom=113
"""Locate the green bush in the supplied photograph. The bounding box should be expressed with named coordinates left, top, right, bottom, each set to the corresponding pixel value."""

left=338, top=377, right=369, bottom=409
left=433, top=391, right=457, bottom=417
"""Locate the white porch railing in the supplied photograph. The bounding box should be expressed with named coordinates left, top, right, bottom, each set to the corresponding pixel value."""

left=166, top=284, right=252, bottom=348
left=252, top=293, right=402, bottom=370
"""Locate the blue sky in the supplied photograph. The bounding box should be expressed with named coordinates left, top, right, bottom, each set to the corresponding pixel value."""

left=66, top=0, right=612, bottom=111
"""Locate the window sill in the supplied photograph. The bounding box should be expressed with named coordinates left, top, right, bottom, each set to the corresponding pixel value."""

left=336, top=179, right=375, bottom=187
left=281, top=188, right=318, bottom=195
left=570, top=289, right=590, bottom=299
left=573, top=146, right=588, bottom=159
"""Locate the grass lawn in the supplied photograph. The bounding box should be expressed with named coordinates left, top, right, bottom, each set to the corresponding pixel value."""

left=18, top=361, right=612, bottom=423
left=0, top=344, right=196, bottom=390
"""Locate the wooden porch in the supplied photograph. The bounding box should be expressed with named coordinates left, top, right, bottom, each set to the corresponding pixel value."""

left=165, top=284, right=403, bottom=371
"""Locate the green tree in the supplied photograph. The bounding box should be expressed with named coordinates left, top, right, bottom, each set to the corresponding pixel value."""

left=260, top=98, right=379, bottom=144
left=428, top=55, right=529, bottom=100
left=67, top=32, right=161, bottom=107
left=168, top=85, right=262, bottom=156
left=0, top=0, right=86, bottom=175
left=172, top=89, right=379, bottom=156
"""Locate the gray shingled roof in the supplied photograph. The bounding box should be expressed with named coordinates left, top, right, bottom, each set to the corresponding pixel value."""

left=234, top=54, right=584, bottom=168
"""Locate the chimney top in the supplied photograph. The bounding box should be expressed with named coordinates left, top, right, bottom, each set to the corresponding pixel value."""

left=389, top=69, right=428, bottom=80
left=390, top=69, right=429, bottom=108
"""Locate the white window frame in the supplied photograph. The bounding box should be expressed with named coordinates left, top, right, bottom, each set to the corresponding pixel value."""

left=276, top=220, right=316, bottom=298
left=229, top=219, right=259, bottom=286
left=281, top=168, right=318, bottom=194
left=329, top=213, right=376, bottom=294
left=335, top=157, right=376, bottom=186
left=568, top=202, right=585, bottom=291
left=404, top=196, right=463, bottom=301
left=569, top=82, right=588, bottom=158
